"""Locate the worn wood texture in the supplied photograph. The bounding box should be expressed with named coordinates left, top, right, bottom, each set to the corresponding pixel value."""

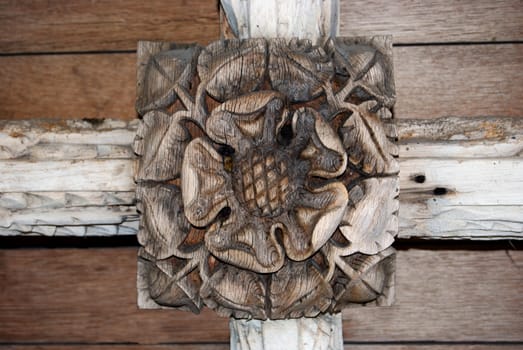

left=339, top=0, right=523, bottom=44
left=1, top=0, right=521, bottom=54
left=3, top=346, right=521, bottom=350
left=1, top=117, right=521, bottom=239
left=0, top=248, right=521, bottom=343
left=2, top=44, right=521, bottom=120
left=0, top=0, right=220, bottom=54
left=230, top=313, right=343, bottom=350
left=134, top=37, right=398, bottom=319
left=220, top=0, right=339, bottom=44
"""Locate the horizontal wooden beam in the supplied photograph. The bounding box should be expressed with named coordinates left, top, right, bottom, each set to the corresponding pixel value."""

left=0, top=117, right=521, bottom=239
left=0, top=247, right=521, bottom=343
left=339, top=0, right=523, bottom=44
left=1, top=44, right=521, bottom=120
left=0, top=345, right=515, bottom=350
left=0, top=0, right=520, bottom=54
left=0, top=0, right=220, bottom=54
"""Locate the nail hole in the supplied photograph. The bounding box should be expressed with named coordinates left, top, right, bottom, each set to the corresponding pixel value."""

left=413, top=174, right=426, bottom=183
left=277, top=124, right=294, bottom=146
left=433, top=187, right=447, bottom=196
left=216, top=206, right=231, bottom=221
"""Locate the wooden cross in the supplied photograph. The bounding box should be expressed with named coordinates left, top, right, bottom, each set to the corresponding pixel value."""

left=134, top=1, right=397, bottom=348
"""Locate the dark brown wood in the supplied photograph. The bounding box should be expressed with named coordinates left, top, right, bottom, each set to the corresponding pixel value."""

left=0, top=53, right=136, bottom=120
left=1, top=346, right=518, bottom=350
left=133, top=37, right=398, bottom=319
left=0, top=0, right=220, bottom=54
left=0, top=248, right=521, bottom=343
left=0, top=0, right=520, bottom=54
left=340, top=0, right=523, bottom=44
left=1, top=45, right=521, bottom=120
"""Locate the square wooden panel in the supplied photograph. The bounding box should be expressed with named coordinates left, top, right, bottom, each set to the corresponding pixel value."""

left=134, top=37, right=398, bottom=320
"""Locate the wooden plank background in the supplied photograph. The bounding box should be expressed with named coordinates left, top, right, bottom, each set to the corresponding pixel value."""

left=0, top=247, right=522, bottom=344
left=0, top=0, right=522, bottom=348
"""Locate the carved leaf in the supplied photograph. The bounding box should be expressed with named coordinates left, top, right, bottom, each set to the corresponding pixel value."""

left=138, top=257, right=202, bottom=313
left=136, top=183, right=192, bottom=260
left=198, top=39, right=267, bottom=101
left=206, top=91, right=285, bottom=151
left=270, top=261, right=333, bottom=319
left=328, top=37, right=395, bottom=107
left=294, top=107, right=347, bottom=178
left=200, top=264, right=267, bottom=319
left=340, top=101, right=399, bottom=175
left=338, top=177, right=399, bottom=256
left=181, top=138, right=231, bottom=227
left=134, top=110, right=190, bottom=181
left=331, top=247, right=395, bottom=311
left=136, top=45, right=200, bottom=115
left=205, top=214, right=285, bottom=274
left=269, top=38, right=333, bottom=102
left=281, top=182, right=348, bottom=261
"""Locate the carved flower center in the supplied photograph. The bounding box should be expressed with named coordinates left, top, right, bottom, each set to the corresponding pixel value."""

left=234, top=150, right=292, bottom=218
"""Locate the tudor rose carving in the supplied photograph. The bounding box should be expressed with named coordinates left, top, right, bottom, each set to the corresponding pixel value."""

left=135, top=37, right=398, bottom=319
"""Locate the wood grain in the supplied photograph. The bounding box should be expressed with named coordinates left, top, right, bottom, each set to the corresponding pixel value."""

left=3, top=346, right=521, bottom=350
left=1, top=44, right=521, bottom=120
left=1, top=0, right=521, bottom=54
left=339, top=0, right=523, bottom=44
left=0, top=0, right=220, bottom=54
left=1, top=117, right=521, bottom=239
left=0, top=248, right=521, bottom=343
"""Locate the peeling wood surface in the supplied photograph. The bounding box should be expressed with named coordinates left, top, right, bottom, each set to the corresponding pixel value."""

left=2, top=45, right=522, bottom=120
left=1, top=117, right=521, bottom=239
left=0, top=248, right=521, bottom=343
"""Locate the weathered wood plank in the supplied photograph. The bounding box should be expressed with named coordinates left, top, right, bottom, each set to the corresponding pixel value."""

left=1, top=0, right=520, bottom=54
left=0, top=54, right=137, bottom=120
left=1, top=117, right=521, bottom=239
left=394, top=44, right=523, bottom=119
left=0, top=0, right=220, bottom=54
left=339, top=0, right=523, bottom=44
left=0, top=248, right=521, bottom=342
left=2, top=345, right=520, bottom=350
left=1, top=45, right=521, bottom=120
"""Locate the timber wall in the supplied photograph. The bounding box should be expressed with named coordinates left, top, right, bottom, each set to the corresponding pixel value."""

left=0, top=1, right=522, bottom=349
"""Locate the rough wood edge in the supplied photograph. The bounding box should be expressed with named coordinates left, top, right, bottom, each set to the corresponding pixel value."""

left=1, top=117, right=521, bottom=239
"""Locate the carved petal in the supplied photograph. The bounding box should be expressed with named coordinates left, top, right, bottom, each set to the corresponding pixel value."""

left=206, top=91, right=285, bottom=152
left=138, top=257, right=202, bottom=313
left=270, top=261, right=333, bottom=319
left=269, top=38, right=334, bottom=102
left=136, top=45, right=200, bottom=115
left=331, top=247, right=395, bottom=311
left=338, top=177, right=399, bottom=256
left=201, top=264, right=267, bottom=319
left=340, top=101, right=399, bottom=175
left=134, top=111, right=190, bottom=181
left=281, top=182, right=348, bottom=261
left=293, top=107, right=347, bottom=178
left=181, top=138, right=231, bottom=227
left=198, top=39, right=267, bottom=101
left=205, top=212, right=285, bottom=273
left=136, top=183, right=191, bottom=260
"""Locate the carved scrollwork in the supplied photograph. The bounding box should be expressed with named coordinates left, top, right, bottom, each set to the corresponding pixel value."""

left=135, top=36, right=398, bottom=320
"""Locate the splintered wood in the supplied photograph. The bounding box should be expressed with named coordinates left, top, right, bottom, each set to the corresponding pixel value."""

left=134, top=37, right=398, bottom=320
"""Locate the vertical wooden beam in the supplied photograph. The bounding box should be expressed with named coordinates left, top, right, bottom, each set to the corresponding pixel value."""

left=220, top=1, right=344, bottom=349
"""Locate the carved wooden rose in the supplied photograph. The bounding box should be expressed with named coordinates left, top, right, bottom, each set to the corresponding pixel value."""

left=134, top=37, right=398, bottom=319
